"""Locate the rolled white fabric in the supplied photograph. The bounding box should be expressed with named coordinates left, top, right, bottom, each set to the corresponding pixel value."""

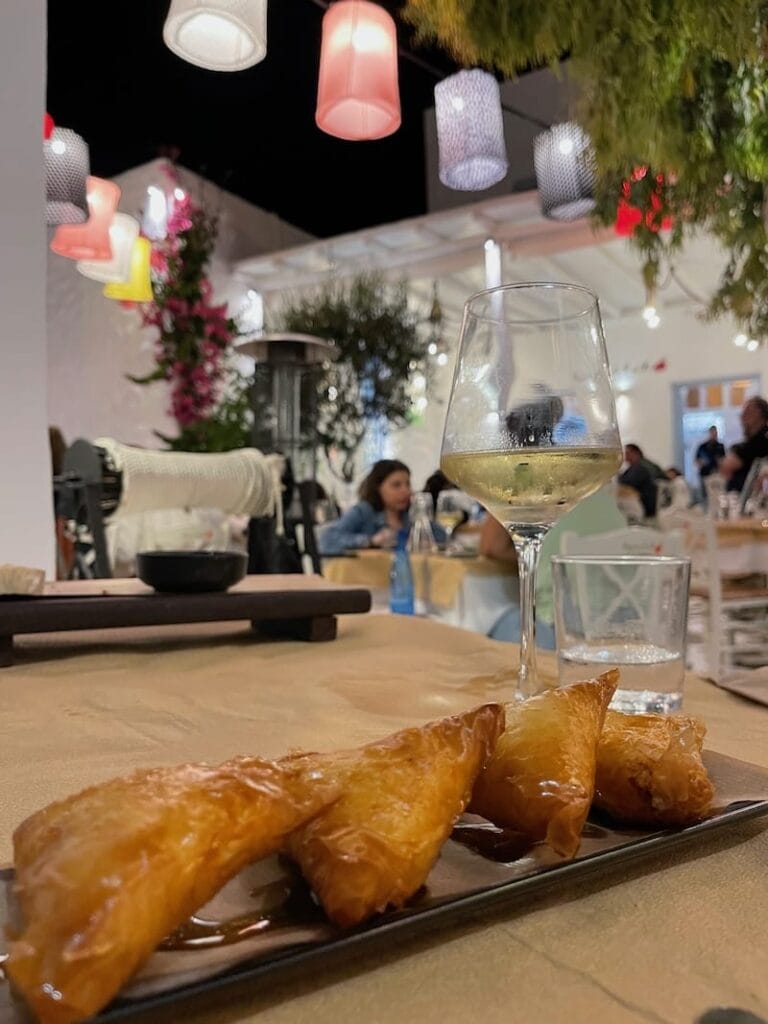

left=94, top=439, right=281, bottom=520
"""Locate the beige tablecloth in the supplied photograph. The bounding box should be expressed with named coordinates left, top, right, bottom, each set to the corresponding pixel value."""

left=2, top=616, right=768, bottom=1023
left=324, top=550, right=515, bottom=608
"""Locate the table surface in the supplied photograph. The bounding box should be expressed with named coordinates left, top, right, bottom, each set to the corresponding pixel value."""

left=715, top=516, right=768, bottom=536
left=2, top=616, right=767, bottom=1024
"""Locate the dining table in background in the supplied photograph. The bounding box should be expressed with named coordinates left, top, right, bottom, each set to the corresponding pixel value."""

left=1, top=614, right=767, bottom=1024
left=322, top=549, right=518, bottom=634
left=716, top=516, right=768, bottom=576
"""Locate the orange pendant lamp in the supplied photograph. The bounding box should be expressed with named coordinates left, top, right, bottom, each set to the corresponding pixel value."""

left=50, top=177, right=121, bottom=261
left=103, top=237, right=153, bottom=302
left=315, top=0, right=400, bottom=141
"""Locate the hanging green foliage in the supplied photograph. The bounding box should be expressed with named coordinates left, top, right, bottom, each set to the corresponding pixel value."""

left=402, top=0, right=768, bottom=339
left=276, top=275, right=428, bottom=482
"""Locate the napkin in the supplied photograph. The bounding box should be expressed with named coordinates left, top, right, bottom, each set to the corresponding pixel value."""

left=717, top=667, right=768, bottom=708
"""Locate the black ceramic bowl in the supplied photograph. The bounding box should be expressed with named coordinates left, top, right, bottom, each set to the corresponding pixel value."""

left=136, top=550, right=248, bottom=594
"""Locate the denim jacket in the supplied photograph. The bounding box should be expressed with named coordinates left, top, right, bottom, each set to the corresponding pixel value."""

left=317, top=500, right=445, bottom=555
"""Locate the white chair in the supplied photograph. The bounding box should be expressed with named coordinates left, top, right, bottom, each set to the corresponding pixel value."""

left=658, top=509, right=768, bottom=681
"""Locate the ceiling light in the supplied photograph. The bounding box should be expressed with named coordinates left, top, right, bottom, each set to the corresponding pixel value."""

left=77, top=213, right=140, bottom=283
left=142, top=186, right=169, bottom=241
left=747, top=339, right=760, bottom=352
left=163, top=0, right=267, bottom=72
left=45, top=127, right=89, bottom=225
left=436, top=352, right=448, bottom=366
left=427, top=341, right=438, bottom=355
left=642, top=305, right=657, bottom=322
left=646, top=313, right=661, bottom=329
left=435, top=69, right=508, bottom=191
left=50, top=176, right=121, bottom=261
left=533, top=122, right=595, bottom=221
left=316, top=0, right=400, bottom=141
left=173, top=187, right=186, bottom=201
left=733, top=333, right=748, bottom=347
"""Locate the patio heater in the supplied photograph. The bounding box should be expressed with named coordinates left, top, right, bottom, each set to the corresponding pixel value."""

left=235, top=332, right=337, bottom=573
left=235, top=332, right=336, bottom=482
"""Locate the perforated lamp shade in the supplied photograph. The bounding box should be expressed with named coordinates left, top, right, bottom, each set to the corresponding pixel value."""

left=163, top=0, right=267, bottom=71
left=50, top=177, right=121, bottom=261
left=77, top=214, right=140, bottom=284
left=315, top=0, right=400, bottom=141
left=45, top=128, right=90, bottom=226
left=533, top=122, right=596, bottom=221
left=434, top=70, right=508, bottom=191
left=103, top=238, right=153, bottom=302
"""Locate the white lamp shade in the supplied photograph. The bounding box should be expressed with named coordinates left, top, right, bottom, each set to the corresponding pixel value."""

left=76, top=214, right=140, bottom=283
left=434, top=69, right=508, bottom=192
left=163, top=0, right=267, bottom=71
left=534, top=122, right=596, bottom=221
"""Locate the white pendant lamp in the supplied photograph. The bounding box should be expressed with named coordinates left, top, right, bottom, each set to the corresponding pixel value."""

left=163, top=0, right=267, bottom=71
left=77, top=214, right=140, bottom=283
left=533, top=122, right=596, bottom=221
left=434, top=69, right=508, bottom=191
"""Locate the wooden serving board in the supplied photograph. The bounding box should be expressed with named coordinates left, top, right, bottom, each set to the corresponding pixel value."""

left=0, top=575, right=372, bottom=667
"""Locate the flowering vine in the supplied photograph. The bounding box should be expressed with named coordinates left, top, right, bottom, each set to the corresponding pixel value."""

left=128, top=166, right=252, bottom=452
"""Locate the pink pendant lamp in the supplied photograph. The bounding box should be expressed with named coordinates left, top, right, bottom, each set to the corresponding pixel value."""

left=315, top=0, right=400, bottom=141
left=50, top=177, right=121, bottom=261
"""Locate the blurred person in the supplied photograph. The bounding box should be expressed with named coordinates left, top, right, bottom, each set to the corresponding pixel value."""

left=695, top=425, right=725, bottom=491
left=720, top=396, right=768, bottom=493
left=665, top=467, right=692, bottom=510
left=318, top=460, right=446, bottom=554
left=618, top=444, right=658, bottom=518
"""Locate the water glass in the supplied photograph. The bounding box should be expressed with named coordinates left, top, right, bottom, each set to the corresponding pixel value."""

left=551, top=555, right=691, bottom=713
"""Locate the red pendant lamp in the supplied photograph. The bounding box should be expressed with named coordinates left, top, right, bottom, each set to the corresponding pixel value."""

left=50, top=177, right=121, bottom=261
left=315, top=0, right=400, bottom=141
left=43, top=112, right=54, bottom=140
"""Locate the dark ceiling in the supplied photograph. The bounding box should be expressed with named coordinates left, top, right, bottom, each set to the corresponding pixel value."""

left=46, top=0, right=463, bottom=239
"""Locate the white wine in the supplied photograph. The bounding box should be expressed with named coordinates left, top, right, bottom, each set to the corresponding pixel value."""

left=436, top=512, right=464, bottom=532
left=440, top=447, right=622, bottom=526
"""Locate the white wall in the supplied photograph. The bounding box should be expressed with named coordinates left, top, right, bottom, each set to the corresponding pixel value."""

left=48, top=160, right=312, bottom=450
left=0, top=0, right=54, bottom=574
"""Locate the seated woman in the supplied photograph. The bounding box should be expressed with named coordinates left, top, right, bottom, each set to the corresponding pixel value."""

left=480, top=486, right=626, bottom=650
left=317, top=460, right=414, bottom=555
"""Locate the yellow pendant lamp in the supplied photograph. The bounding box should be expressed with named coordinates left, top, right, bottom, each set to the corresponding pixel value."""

left=103, top=237, right=153, bottom=302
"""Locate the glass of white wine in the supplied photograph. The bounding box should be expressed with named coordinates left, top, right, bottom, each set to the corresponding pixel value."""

left=435, top=489, right=468, bottom=549
left=440, top=282, right=622, bottom=701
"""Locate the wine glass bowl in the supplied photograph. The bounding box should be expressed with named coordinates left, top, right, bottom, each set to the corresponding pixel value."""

left=435, top=489, right=471, bottom=549
left=440, top=282, right=622, bottom=700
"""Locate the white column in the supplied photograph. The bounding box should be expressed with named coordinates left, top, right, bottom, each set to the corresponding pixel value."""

left=0, top=0, right=53, bottom=575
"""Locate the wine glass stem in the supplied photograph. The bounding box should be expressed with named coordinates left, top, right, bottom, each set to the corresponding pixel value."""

left=511, top=527, right=546, bottom=700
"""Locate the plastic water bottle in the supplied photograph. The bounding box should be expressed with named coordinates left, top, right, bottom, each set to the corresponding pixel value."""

left=389, top=527, right=415, bottom=615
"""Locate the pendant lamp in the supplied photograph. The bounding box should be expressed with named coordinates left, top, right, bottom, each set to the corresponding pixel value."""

left=163, top=0, right=267, bottom=71
left=43, top=113, right=54, bottom=140
left=316, top=0, right=400, bottom=141
left=103, top=238, right=154, bottom=302
left=77, top=214, right=140, bottom=283
left=45, top=128, right=90, bottom=226
left=533, top=122, right=595, bottom=221
left=50, top=177, right=121, bottom=261
left=434, top=69, right=508, bottom=191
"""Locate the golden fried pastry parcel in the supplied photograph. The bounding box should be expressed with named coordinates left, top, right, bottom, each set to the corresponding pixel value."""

left=469, top=671, right=618, bottom=858
left=284, top=703, right=504, bottom=928
left=7, top=756, right=340, bottom=1024
left=593, top=709, right=715, bottom=826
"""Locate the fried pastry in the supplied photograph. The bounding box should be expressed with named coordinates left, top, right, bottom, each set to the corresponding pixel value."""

left=593, top=709, right=714, bottom=826
left=284, top=703, right=504, bottom=928
left=7, top=755, right=340, bottom=1024
left=469, top=671, right=619, bottom=858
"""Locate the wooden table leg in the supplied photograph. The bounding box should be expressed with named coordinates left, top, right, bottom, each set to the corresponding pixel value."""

left=0, top=635, right=14, bottom=668
left=253, top=616, right=338, bottom=642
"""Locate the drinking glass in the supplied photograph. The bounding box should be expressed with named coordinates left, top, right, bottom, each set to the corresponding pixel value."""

left=435, top=489, right=469, bottom=549
left=440, top=282, right=622, bottom=700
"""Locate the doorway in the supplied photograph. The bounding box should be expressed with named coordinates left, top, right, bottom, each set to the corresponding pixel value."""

left=673, top=375, right=761, bottom=488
